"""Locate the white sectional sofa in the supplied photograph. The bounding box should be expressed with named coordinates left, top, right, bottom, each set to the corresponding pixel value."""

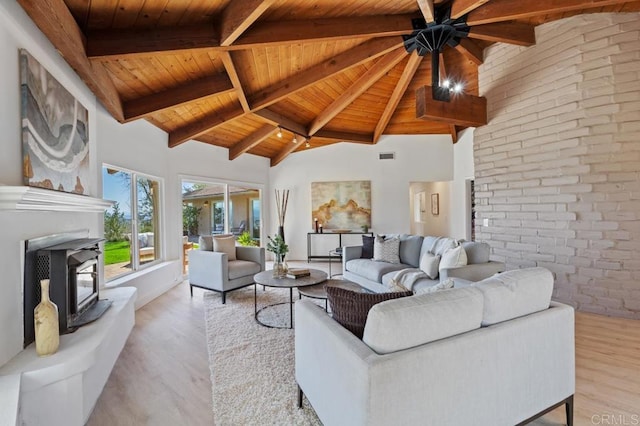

left=295, top=267, right=575, bottom=426
left=343, top=235, right=506, bottom=293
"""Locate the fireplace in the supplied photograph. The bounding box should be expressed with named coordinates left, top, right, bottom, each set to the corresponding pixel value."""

left=23, top=235, right=112, bottom=347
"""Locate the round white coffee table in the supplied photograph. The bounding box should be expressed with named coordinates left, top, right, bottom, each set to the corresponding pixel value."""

left=253, top=269, right=327, bottom=329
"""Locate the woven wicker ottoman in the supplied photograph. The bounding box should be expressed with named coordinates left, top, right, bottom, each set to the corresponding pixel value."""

left=297, top=279, right=370, bottom=311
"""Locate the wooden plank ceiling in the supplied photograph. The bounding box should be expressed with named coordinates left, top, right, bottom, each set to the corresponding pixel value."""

left=18, top=0, right=640, bottom=166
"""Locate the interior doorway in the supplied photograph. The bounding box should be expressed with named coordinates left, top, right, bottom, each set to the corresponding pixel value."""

left=409, top=181, right=451, bottom=236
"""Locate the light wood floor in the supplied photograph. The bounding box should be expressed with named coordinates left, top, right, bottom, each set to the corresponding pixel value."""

left=88, top=262, right=640, bottom=425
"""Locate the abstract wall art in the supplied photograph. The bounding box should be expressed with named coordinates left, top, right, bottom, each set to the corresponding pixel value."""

left=311, top=181, right=371, bottom=230
left=20, top=49, right=90, bottom=195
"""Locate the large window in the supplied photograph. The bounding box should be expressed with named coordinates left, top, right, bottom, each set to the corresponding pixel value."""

left=103, top=166, right=163, bottom=281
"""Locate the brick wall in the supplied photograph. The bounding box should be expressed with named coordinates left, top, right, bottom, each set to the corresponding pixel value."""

left=474, top=13, right=640, bottom=318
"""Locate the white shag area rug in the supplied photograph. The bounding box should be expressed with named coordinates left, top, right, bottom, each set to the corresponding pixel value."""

left=203, top=286, right=321, bottom=425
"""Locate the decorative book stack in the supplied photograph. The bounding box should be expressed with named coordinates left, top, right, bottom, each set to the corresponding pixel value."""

left=287, top=268, right=310, bottom=279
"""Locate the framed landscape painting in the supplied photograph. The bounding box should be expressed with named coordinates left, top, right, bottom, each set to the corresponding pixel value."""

left=311, top=181, right=371, bottom=230
left=20, top=49, right=90, bottom=195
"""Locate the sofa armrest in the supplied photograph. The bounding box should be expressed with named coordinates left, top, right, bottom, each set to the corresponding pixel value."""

left=236, top=246, right=265, bottom=271
left=342, top=245, right=362, bottom=269
left=441, top=261, right=505, bottom=282
left=188, top=250, right=228, bottom=290
left=295, top=300, right=376, bottom=426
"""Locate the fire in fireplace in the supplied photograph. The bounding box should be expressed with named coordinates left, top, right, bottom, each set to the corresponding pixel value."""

left=23, top=235, right=112, bottom=347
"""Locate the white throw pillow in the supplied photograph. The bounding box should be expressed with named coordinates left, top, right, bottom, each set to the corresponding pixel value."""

left=416, top=278, right=455, bottom=294
left=419, top=252, right=440, bottom=279
left=373, top=235, right=400, bottom=264
left=439, top=245, right=467, bottom=271
left=213, top=236, right=237, bottom=261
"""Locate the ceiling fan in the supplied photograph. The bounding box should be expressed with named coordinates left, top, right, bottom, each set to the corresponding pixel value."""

left=403, top=3, right=471, bottom=101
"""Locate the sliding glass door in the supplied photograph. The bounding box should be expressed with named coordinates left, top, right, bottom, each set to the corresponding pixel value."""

left=182, top=180, right=262, bottom=246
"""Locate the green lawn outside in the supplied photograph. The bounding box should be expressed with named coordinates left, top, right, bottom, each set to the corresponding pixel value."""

left=104, top=241, right=131, bottom=265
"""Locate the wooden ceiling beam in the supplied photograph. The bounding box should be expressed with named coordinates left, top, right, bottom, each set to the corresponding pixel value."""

left=219, top=52, right=251, bottom=112
left=86, top=14, right=414, bottom=59
left=314, top=130, right=373, bottom=144
left=87, top=25, right=219, bottom=59
left=168, top=105, right=246, bottom=148
left=228, top=125, right=277, bottom=160
left=467, top=0, right=635, bottom=26
left=416, top=0, right=436, bottom=23
left=17, top=0, right=124, bottom=121
left=233, top=14, right=416, bottom=48
left=468, top=22, right=536, bottom=46
left=219, top=0, right=275, bottom=46
left=416, top=86, right=487, bottom=127
left=123, top=74, right=234, bottom=122
left=374, top=52, right=423, bottom=143
left=450, top=125, right=459, bottom=143
left=308, top=48, right=408, bottom=136
left=454, top=38, right=484, bottom=65
left=271, top=137, right=307, bottom=167
left=252, top=109, right=308, bottom=137
left=450, top=0, right=491, bottom=19
left=249, top=37, right=405, bottom=111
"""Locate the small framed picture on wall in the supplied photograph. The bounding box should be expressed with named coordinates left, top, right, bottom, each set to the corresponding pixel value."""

left=431, top=193, right=439, bottom=216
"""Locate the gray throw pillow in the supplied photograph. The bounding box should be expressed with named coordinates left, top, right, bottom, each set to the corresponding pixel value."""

left=198, top=235, right=214, bottom=251
left=373, top=235, right=400, bottom=264
left=399, top=234, right=424, bottom=267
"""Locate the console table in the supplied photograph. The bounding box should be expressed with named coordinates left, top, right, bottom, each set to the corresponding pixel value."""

left=307, top=231, right=373, bottom=262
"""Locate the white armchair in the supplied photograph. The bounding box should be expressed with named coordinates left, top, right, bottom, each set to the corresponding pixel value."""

left=188, top=245, right=265, bottom=304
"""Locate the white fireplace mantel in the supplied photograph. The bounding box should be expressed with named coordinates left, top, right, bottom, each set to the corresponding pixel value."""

left=0, top=186, right=113, bottom=212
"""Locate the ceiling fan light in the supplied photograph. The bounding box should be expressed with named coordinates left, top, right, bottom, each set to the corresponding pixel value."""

left=277, top=128, right=283, bottom=138
left=292, top=135, right=297, bottom=144
left=453, top=83, right=464, bottom=93
left=442, top=79, right=451, bottom=88
left=305, top=140, right=310, bottom=148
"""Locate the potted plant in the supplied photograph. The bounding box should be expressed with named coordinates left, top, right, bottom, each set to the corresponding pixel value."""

left=361, top=224, right=369, bottom=233
left=266, top=234, right=289, bottom=278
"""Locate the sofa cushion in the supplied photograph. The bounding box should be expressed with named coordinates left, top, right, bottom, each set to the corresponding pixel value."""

left=227, top=260, right=261, bottom=280
left=213, top=235, right=237, bottom=261
left=199, top=235, right=214, bottom=251
left=419, top=252, right=440, bottom=279
left=361, top=235, right=374, bottom=259
left=363, top=287, right=484, bottom=354
left=473, top=267, right=554, bottom=326
left=399, top=234, right=424, bottom=267
left=415, top=278, right=454, bottom=294
left=326, top=286, right=412, bottom=338
left=422, top=236, right=457, bottom=257
left=346, top=259, right=408, bottom=282
left=440, top=245, right=467, bottom=270
left=461, top=241, right=490, bottom=264
left=373, top=235, right=400, bottom=264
